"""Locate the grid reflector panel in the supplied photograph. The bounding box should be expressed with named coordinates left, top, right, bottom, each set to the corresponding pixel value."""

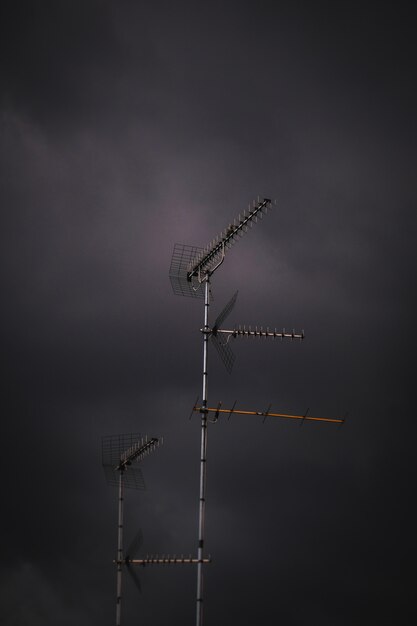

left=211, top=334, right=235, bottom=374
left=169, top=243, right=204, bottom=298
left=102, top=433, right=146, bottom=490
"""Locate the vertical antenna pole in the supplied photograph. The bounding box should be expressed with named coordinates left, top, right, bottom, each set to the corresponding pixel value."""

left=196, top=276, right=210, bottom=626
left=116, top=469, right=124, bottom=626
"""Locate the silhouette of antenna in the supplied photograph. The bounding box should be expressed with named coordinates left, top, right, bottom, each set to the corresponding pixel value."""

left=102, top=433, right=162, bottom=626
left=170, top=196, right=344, bottom=626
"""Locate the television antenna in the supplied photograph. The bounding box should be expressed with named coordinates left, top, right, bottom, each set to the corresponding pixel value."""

left=102, top=433, right=162, bottom=626
left=170, top=197, right=345, bottom=625
left=170, top=197, right=323, bottom=626
left=191, top=401, right=345, bottom=425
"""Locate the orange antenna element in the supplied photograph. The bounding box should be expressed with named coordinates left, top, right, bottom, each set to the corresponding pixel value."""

left=193, top=404, right=345, bottom=425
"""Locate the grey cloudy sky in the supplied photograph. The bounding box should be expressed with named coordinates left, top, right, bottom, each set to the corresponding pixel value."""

left=1, top=2, right=416, bottom=625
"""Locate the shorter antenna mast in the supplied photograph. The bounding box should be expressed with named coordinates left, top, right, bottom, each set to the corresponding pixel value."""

left=102, top=434, right=162, bottom=626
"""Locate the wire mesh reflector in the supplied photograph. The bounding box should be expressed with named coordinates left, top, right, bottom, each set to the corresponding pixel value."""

left=212, top=291, right=238, bottom=332
left=211, top=334, right=235, bottom=373
left=169, top=243, right=205, bottom=298
left=102, top=433, right=146, bottom=490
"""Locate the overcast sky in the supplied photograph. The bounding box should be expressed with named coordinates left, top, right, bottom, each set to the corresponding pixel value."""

left=1, top=2, right=416, bottom=625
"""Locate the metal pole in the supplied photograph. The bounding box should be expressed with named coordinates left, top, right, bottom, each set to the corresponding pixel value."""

left=196, top=276, right=210, bottom=626
left=116, top=469, right=124, bottom=626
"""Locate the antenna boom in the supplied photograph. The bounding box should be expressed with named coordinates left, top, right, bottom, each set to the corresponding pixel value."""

left=187, top=198, right=272, bottom=281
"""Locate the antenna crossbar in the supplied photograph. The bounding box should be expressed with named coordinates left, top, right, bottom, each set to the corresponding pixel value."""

left=117, top=557, right=212, bottom=566
left=193, top=405, right=344, bottom=425
left=116, top=437, right=161, bottom=471
left=216, top=327, right=304, bottom=340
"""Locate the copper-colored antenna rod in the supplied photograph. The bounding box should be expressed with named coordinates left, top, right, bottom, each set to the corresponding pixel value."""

left=193, top=405, right=344, bottom=425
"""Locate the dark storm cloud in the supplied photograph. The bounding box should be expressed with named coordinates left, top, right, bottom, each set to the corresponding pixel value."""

left=1, top=1, right=416, bottom=625
left=0, top=1, right=163, bottom=129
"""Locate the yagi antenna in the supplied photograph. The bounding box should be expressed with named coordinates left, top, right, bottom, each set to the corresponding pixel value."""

left=192, top=402, right=345, bottom=425
left=127, top=555, right=212, bottom=566
left=115, top=529, right=212, bottom=596
left=210, top=290, right=304, bottom=373
left=102, top=434, right=162, bottom=626
left=169, top=198, right=273, bottom=298
left=187, top=197, right=272, bottom=282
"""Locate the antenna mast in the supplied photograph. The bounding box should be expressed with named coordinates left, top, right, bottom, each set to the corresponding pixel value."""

left=102, top=434, right=162, bottom=626
left=170, top=198, right=278, bottom=626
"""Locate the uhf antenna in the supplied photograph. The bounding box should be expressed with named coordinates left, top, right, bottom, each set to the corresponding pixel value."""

left=169, top=198, right=272, bottom=299
left=102, top=433, right=162, bottom=626
left=209, top=289, right=304, bottom=373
